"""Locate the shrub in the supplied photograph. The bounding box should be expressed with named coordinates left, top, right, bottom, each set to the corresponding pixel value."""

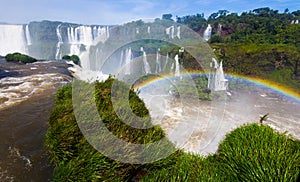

left=217, top=123, right=300, bottom=181
left=62, top=54, right=80, bottom=66
left=5, top=52, right=37, bottom=63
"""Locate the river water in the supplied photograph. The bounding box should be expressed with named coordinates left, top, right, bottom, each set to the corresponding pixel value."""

left=1, top=57, right=299, bottom=180
left=138, top=77, right=300, bottom=154
left=0, top=58, right=72, bottom=181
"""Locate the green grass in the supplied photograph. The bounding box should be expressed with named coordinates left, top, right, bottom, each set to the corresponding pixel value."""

left=45, top=78, right=300, bottom=181
left=217, top=123, right=300, bottom=181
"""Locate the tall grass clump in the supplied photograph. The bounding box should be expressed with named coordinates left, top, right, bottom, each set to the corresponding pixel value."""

left=217, top=123, right=300, bottom=181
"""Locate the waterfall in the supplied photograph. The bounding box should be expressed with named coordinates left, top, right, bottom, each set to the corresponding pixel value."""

left=155, top=48, right=161, bottom=74
left=177, top=26, right=181, bottom=39
left=163, top=52, right=169, bottom=72
left=217, top=24, right=222, bottom=36
left=165, top=26, right=180, bottom=39
left=0, top=24, right=27, bottom=56
left=67, top=25, right=109, bottom=56
left=174, top=54, right=180, bottom=77
left=171, top=26, right=175, bottom=39
left=55, top=24, right=63, bottom=59
left=68, top=26, right=80, bottom=55
left=106, top=26, right=110, bottom=38
left=147, top=26, right=151, bottom=34
left=170, top=63, right=174, bottom=74
left=141, top=47, right=151, bottom=74
left=25, top=24, right=32, bottom=45
left=166, top=26, right=175, bottom=39
left=124, top=48, right=132, bottom=75
left=203, top=24, right=212, bottom=41
left=208, top=58, right=228, bottom=91
left=120, top=49, right=124, bottom=67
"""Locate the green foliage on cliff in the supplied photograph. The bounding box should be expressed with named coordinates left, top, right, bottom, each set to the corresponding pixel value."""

left=5, top=52, right=37, bottom=63
left=176, top=8, right=300, bottom=92
left=212, top=43, right=300, bottom=90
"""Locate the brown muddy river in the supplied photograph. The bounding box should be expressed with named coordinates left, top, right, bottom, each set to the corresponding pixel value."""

left=0, top=59, right=71, bottom=181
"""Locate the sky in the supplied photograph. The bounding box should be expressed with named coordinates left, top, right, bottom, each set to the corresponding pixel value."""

left=0, top=0, right=300, bottom=25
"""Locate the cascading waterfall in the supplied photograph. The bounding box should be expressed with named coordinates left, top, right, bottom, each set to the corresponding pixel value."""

left=0, top=24, right=27, bottom=56
left=106, top=26, right=110, bottom=38
left=163, top=52, right=169, bottom=72
left=203, top=24, right=212, bottom=41
left=147, top=26, right=151, bottom=34
left=155, top=48, right=161, bottom=74
left=166, top=26, right=174, bottom=39
left=120, top=49, right=124, bottom=67
left=67, top=25, right=109, bottom=56
left=174, top=54, right=180, bottom=76
left=208, top=58, right=228, bottom=91
left=55, top=24, right=63, bottom=59
left=141, top=47, right=151, bottom=74
left=177, top=26, right=181, bottom=39
left=217, top=24, right=222, bottom=36
left=170, top=63, right=174, bottom=74
left=165, top=25, right=180, bottom=39
left=25, top=24, right=32, bottom=45
left=124, top=47, right=132, bottom=75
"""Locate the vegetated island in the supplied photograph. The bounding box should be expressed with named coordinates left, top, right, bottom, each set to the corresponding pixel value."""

left=5, top=52, right=37, bottom=64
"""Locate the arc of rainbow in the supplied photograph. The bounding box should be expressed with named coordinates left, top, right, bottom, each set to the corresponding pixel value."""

left=133, top=71, right=300, bottom=103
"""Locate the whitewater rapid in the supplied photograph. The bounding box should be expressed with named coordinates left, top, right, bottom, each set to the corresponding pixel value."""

left=0, top=59, right=72, bottom=181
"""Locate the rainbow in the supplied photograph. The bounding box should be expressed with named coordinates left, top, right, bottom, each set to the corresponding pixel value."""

left=133, top=71, right=300, bottom=102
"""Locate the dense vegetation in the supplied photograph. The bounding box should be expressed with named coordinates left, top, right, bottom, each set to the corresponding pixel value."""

left=46, top=78, right=300, bottom=181
left=176, top=7, right=300, bottom=91
left=62, top=54, right=81, bottom=66
left=5, top=52, right=37, bottom=63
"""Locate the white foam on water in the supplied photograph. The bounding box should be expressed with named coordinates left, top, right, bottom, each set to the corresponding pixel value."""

left=0, top=73, right=71, bottom=110
left=8, top=146, right=32, bottom=169
left=66, top=61, right=109, bottom=82
left=0, top=165, right=14, bottom=182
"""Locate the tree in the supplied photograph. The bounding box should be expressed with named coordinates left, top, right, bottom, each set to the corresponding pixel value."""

left=162, top=14, right=173, bottom=20
left=71, top=55, right=80, bottom=66
left=62, top=54, right=80, bottom=66
left=62, top=55, right=71, bottom=60
left=292, top=10, right=300, bottom=17
left=284, top=8, right=289, bottom=14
